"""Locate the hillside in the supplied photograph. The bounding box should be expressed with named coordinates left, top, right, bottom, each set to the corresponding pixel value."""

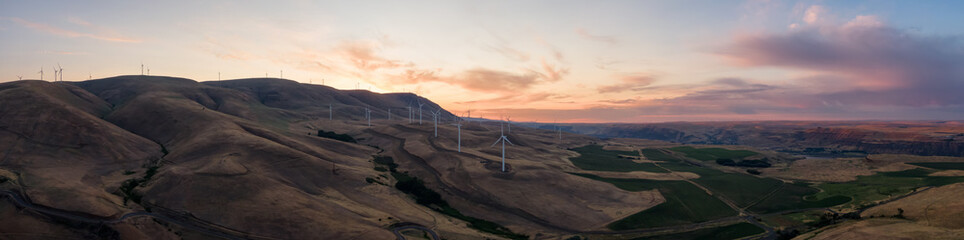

left=0, top=76, right=655, bottom=239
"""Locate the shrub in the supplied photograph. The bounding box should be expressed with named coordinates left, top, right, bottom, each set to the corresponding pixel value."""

left=746, top=169, right=762, bottom=175
left=316, top=130, right=357, bottom=143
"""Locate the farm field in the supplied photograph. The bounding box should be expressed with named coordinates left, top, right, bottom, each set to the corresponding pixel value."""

left=569, top=173, right=737, bottom=229
left=630, top=222, right=765, bottom=240
left=811, top=167, right=964, bottom=208
left=569, top=145, right=669, bottom=173
left=748, top=182, right=852, bottom=214
left=667, top=146, right=760, bottom=161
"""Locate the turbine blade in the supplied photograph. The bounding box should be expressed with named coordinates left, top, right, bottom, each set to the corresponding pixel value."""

left=503, top=136, right=514, bottom=145
left=490, top=138, right=502, bottom=147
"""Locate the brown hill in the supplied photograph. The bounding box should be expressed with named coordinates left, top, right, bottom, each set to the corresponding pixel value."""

left=1, top=76, right=658, bottom=239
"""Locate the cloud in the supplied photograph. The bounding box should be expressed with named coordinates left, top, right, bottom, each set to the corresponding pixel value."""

left=538, top=58, right=569, bottom=82
left=802, top=5, right=827, bottom=24
left=485, top=44, right=530, bottom=62
left=576, top=28, right=617, bottom=44
left=338, top=41, right=413, bottom=71
left=10, top=17, right=140, bottom=43
left=453, top=68, right=541, bottom=92
left=718, top=13, right=964, bottom=107
left=597, top=74, right=657, bottom=93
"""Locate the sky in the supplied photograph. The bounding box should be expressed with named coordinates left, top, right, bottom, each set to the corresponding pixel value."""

left=2, top=0, right=964, bottom=123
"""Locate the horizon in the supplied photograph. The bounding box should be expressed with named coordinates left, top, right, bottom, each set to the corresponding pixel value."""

left=3, top=1, right=964, bottom=122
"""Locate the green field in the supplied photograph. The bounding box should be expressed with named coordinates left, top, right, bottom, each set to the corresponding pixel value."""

left=656, top=160, right=783, bottom=208
left=668, top=146, right=759, bottom=161
left=632, top=222, right=765, bottom=240
left=908, top=162, right=964, bottom=170
left=639, top=148, right=683, bottom=162
left=811, top=168, right=964, bottom=208
left=570, top=173, right=737, bottom=229
left=569, top=145, right=668, bottom=173
left=748, top=182, right=852, bottom=214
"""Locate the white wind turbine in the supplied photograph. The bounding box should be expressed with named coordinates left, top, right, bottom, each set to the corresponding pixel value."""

left=38, top=66, right=43, bottom=81
left=54, top=64, right=62, bottom=81
left=407, top=104, right=413, bottom=124
left=366, top=107, right=372, bottom=127
left=17, top=75, right=22, bottom=80
left=452, top=113, right=464, bottom=152
left=417, top=100, right=425, bottom=125
left=329, top=104, right=333, bottom=120
left=506, top=116, right=512, bottom=133
left=490, top=118, right=513, bottom=172
left=431, top=108, right=442, bottom=137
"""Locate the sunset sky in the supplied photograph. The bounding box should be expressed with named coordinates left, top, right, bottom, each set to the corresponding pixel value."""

left=2, top=0, right=964, bottom=122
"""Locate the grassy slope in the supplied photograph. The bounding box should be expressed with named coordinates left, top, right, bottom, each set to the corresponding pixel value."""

left=907, top=162, right=964, bottom=170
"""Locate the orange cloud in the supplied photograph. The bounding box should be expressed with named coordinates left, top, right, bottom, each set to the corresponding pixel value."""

left=597, top=74, right=656, bottom=93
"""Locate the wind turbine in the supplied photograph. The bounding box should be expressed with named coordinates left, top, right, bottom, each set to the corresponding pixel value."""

left=38, top=66, right=43, bottom=81
left=431, top=108, right=442, bottom=137
left=365, top=107, right=372, bottom=127
left=417, top=100, right=425, bottom=125
left=452, top=113, right=464, bottom=152
left=17, top=75, right=22, bottom=80
left=141, top=63, right=144, bottom=75
left=329, top=104, right=333, bottom=120
left=506, top=116, right=512, bottom=133
left=490, top=119, right=514, bottom=172
left=55, top=63, right=62, bottom=81
left=407, top=104, right=413, bottom=124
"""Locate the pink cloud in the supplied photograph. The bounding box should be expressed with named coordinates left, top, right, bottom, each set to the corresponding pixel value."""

left=10, top=17, right=140, bottom=43
left=718, top=14, right=964, bottom=107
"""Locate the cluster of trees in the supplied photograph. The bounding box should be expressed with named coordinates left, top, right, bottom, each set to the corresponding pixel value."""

left=716, top=158, right=772, bottom=168
left=316, top=130, right=357, bottom=143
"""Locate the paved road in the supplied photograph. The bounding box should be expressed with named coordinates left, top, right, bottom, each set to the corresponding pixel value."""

left=391, top=223, right=441, bottom=240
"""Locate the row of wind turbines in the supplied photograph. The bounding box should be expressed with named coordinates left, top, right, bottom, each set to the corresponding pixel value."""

left=325, top=96, right=564, bottom=172
left=25, top=63, right=151, bottom=81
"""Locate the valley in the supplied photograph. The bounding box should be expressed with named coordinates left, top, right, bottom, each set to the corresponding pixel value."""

left=2, top=76, right=963, bottom=240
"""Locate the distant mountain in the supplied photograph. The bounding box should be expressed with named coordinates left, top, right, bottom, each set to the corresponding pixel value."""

left=558, top=121, right=964, bottom=157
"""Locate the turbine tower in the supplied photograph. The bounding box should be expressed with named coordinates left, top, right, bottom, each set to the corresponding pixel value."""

left=56, top=63, right=63, bottom=81
left=17, top=75, right=22, bottom=80
left=490, top=120, right=514, bottom=172
left=506, top=116, right=512, bottom=133
left=452, top=113, right=464, bottom=152
left=407, top=104, right=413, bottom=124
left=39, top=67, right=43, bottom=81
left=329, top=104, right=333, bottom=120
left=431, top=108, right=442, bottom=137
left=417, top=100, right=425, bottom=125
left=366, top=107, right=372, bottom=127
